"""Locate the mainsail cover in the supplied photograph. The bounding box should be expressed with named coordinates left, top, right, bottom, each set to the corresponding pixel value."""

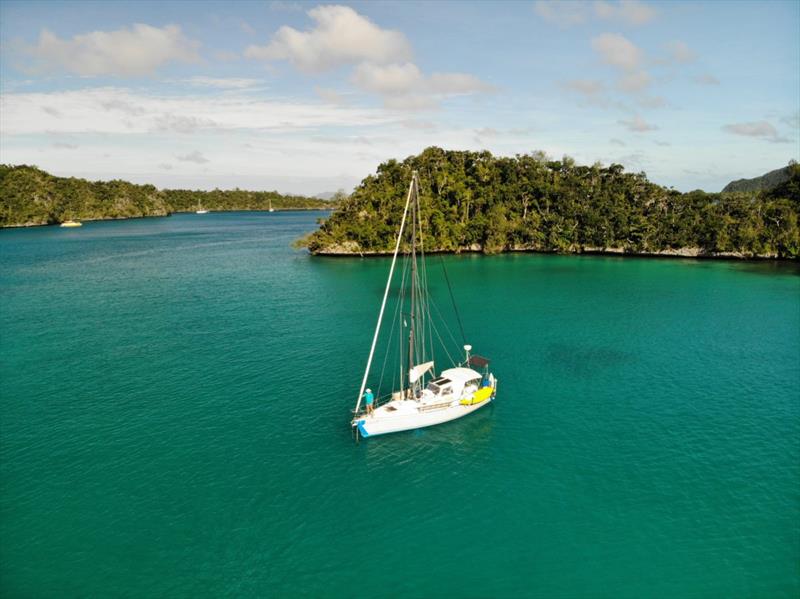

left=409, top=361, right=435, bottom=384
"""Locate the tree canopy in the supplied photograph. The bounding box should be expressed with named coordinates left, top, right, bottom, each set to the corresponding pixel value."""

left=0, top=165, right=333, bottom=227
left=304, top=148, right=799, bottom=259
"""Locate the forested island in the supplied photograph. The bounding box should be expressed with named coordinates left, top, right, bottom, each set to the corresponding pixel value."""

left=0, top=165, right=334, bottom=227
left=302, top=148, right=799, bottom=260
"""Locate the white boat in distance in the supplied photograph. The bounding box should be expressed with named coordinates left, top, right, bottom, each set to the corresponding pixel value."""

left=351, top=171, right=497, bottom=438
left=196, top=199, right=208, bottom=214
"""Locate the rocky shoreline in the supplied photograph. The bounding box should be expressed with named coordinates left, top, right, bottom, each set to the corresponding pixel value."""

left=311, top=242, right=787, bottom=261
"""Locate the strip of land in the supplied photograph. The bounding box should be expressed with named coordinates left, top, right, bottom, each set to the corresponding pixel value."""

left=0, top=165, right=334, bottom=227
left=302, top=148, right=799, bottom=260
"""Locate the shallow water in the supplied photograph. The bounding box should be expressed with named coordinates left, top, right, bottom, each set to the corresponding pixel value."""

left=1, top=212, right=798, bottom=597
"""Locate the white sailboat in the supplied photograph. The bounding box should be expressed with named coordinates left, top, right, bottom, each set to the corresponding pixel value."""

left=269, top=199, right=275, bottom=213
left=351, top=171, right=497, bottom=438
left=196, top=199, right=208, bottom=214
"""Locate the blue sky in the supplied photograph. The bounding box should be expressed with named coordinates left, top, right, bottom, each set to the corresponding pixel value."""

left=1, top=0, right=798, bottom=194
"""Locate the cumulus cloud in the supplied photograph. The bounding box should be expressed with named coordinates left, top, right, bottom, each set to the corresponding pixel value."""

left=244, top=5, right=489, bottom=110
left=619, top=114, right=657, bottom=132
left=591, top=33, right=641, bottom=70
left=352, top=62, right=422, bottom=95
left=722, top=121, right=789, bottom=143
left=176, top=151, right=209, bottom=164
left=245, top=5, right=411, bottom=72
left=19, top=24, right=200, bottom=76
left=534, top=1, right=656, bottom=27
left=351, top=62, right=492, bottom=109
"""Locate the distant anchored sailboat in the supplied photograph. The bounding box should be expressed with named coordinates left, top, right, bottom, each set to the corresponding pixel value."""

left=196, top=200, right=208, bottom=214
left=60, top=219, right=82, bottom=227
left=269, top=199, right=275, bottom=212
left=351, top=171, right=497, bottom=438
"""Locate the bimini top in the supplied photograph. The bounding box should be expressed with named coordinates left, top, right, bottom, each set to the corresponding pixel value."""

left=440, top=367, right=482, bottom=387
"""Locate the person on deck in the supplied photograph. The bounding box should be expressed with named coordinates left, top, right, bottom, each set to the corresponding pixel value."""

left=364, top=388, right=375, bottom=415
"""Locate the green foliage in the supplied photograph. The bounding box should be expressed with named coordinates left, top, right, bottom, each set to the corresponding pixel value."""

left=0, top=165, right=333, bottom=227
left=305, top=148, right=800, bottom=259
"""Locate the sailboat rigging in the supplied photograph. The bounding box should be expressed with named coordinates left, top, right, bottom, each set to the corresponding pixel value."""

left=351, top=171, right=497, bottom=438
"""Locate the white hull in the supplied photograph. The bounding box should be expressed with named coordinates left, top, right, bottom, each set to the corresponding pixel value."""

left=353, top=395, right=493, bottom=438
left=196, top=210, right=209, bottom=214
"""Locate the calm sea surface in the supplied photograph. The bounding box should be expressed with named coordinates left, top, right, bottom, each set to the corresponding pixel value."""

left=1, top=212, right=798, bottom=598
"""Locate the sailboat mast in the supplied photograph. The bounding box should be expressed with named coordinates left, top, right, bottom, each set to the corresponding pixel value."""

left=409, top=178, right=418, bottom=394
left=354, top=172, right=416, bottom=414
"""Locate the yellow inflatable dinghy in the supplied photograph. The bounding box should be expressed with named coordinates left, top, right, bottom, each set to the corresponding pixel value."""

left=460, top=386, right=493, bottom=406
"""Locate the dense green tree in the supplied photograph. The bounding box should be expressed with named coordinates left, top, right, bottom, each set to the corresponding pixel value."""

left=305, top=148, right=799, bottom=259
left=0, top=165, right=334, bottom=227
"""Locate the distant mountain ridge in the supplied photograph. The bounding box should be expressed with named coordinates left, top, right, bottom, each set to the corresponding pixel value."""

left=722, top=164, right=795, bottom=193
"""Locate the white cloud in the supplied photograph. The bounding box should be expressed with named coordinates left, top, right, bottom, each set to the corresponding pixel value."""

left=245, top=5, right=411, bottom=72
left=665, top=40, right=696, bottom=64
left=181, top=77, right=265, bottom=89
left=153, top=114, right=218, bottom=134
left=351, top=62, right=492, bottom=109
left=176, top=151, right=209, bottom=164
left=594, top=1, right=657, bottom=25
left=20, top=24, right=200, bottom=76
left=619, top=114, right=657, bottom=132
left=591, top=33, right=641, bottom=70
left=244, top=5, right=489, bottom=110
left=722, top=121, right=790, bottom=143
left=0, top=87, right=392, bottom=135
left=352, top=62, right=422, bottom=95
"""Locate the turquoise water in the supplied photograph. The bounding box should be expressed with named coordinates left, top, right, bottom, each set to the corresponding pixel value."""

left=1, top=212, right=798, bottom=598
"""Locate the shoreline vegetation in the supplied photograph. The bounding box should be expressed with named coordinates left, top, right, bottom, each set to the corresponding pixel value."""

left=0, top=164, right=335, bottom=228
left=301, top=147, right=799, bottom=260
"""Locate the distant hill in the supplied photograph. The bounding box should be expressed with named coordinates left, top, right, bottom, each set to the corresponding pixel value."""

left=315, top=191, right=337, bottom=200
left=0, top=164, right=334, bottom=227
left=722, top=164, right=795, bottom=193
